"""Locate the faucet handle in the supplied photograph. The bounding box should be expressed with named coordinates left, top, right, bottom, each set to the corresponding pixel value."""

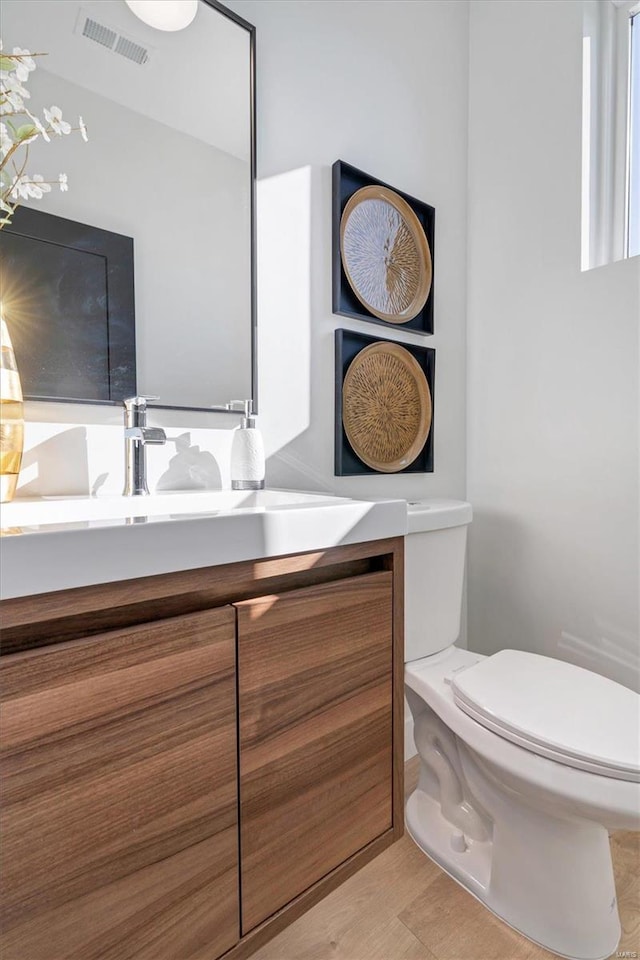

left=225, top=400, right=252, bottom=416
left=123, top=395, right=159, bottom=409
left=125, top=426, right=166, bottom=444
left=142, top=427, right=166, bottom=444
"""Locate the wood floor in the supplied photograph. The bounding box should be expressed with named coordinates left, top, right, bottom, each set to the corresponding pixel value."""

left=251, top=758, right=640, bottom=960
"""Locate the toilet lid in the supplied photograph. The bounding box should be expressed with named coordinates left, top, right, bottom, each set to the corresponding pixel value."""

left=451, top=650, right=640, bottom=782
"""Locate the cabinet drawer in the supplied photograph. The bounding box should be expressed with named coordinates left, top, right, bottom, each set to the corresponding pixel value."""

left=0, top=606, right=239, bottom=960
left=237, top=571, right=393, bottom=932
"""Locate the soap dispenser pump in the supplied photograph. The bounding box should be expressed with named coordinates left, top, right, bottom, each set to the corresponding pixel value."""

left=228, top=400, right=265, bottom=491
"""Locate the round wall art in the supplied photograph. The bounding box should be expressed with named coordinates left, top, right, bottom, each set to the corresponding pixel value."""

left=342, top=341, right=432, bottom=473
left=340, top=185, right=432, bottom=324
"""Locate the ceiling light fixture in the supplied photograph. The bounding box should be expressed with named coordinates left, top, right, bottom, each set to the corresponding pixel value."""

left=124, top=0, right=198, bottom=32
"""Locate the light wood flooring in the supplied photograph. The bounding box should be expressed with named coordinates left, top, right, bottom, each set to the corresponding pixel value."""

left=251, top=758, right=640, bottom=960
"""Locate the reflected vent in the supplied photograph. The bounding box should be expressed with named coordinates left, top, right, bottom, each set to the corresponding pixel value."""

left=82, top=17, right=117, bottom=49
left=114, top=36, right=148, bottom=65
left=75, top=9, right=151, bottom=65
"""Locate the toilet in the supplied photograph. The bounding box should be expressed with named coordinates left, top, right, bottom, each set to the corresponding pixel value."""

left=404, top=500, right=640, bottom=960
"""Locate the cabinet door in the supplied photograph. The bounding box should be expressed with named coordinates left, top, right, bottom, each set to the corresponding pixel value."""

left=237, top=571, right=393, bottom=933
left=0, top=606, right=239, bottom=960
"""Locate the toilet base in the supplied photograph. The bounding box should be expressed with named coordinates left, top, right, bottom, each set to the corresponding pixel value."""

left=406, top=785, right=621, bottom=960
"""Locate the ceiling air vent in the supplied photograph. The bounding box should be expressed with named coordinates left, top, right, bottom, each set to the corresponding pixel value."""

left=75, top=9, right=152, bottom=66
left=114, top=35, right=149, bottom=66
left=82, top=17, right=117, bottom=50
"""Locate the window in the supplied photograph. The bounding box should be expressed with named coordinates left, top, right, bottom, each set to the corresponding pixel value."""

left=582, top=0, right=640, bottom=269
left=628, top=10, right=639, bottom=256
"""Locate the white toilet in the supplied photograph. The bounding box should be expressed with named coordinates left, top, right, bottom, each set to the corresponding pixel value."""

left=404, top=500, right=640, bottom=960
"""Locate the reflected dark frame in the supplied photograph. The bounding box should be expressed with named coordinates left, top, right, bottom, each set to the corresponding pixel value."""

left=1, top=206, right=137, bottom=404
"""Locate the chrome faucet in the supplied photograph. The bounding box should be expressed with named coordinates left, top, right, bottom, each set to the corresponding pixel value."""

left=123, top=396, right=166, bottom=496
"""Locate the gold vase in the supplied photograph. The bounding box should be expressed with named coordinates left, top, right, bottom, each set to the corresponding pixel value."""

left=0, top=315, right=24, bottom=503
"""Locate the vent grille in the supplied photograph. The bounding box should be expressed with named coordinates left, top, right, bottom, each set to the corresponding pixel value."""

left=114, top=36, right=149, bottom=66
left=75, top=9, right=151, bottom=66
left=82, top=17, right=117, bottom=50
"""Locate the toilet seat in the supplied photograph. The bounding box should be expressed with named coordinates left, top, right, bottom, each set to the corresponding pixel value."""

left=451, top=650, right=640, bottom=782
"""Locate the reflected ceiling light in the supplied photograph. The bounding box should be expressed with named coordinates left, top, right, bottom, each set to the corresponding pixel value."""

left=125, top=0, right=198, bottom=32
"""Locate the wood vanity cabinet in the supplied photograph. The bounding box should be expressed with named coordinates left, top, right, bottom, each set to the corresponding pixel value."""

left=0, top=606, right=239, bottom=960
left=0, top=538, right=403, bottom=960
left=237, top=572, right=394, bottom=932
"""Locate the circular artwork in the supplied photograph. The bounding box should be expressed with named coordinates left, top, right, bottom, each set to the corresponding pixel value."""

left=340, top=185, right=432, bottom=324
left=342, top=342, right=432, bottom=473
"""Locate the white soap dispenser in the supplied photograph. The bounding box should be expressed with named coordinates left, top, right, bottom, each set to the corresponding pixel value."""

left=229, top=400, right=265, bottom=490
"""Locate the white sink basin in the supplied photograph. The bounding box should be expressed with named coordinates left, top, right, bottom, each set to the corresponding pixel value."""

left=0, top=489, right=348, bottom=527
left=0, top=489, right=407, bottom=600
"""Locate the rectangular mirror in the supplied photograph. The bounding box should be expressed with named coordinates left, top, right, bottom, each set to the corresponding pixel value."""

left=0, top=0, right=256, bottom=412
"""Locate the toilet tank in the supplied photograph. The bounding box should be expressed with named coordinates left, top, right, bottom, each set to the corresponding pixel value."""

left=405, top=500, right=472, bottom=663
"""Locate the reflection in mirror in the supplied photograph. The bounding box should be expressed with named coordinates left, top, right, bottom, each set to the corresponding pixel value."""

left=0, top=0, right=255, bottom=411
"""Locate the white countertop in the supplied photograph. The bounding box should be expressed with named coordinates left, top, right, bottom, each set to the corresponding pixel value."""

left=0, top=489, right=408, bottom=600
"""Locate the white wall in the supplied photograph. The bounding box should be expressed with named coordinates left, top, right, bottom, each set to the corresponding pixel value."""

left=225, top=0, right=470, bottom=762
left=228, top=0, right=470, bottom=502
left=466, top=0, right=640, bottom=690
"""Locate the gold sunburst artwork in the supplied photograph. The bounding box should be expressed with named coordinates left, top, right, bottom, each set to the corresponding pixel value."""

left=340, top=186, right=432, bottom=324
left=342, top=341, right=432, bottom=473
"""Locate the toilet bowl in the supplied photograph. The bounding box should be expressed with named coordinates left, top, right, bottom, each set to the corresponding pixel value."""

left=404, top=500, right=640, bottom=960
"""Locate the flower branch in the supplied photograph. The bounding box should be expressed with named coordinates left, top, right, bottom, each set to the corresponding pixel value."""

left=0, top=42, right=88, bottom=228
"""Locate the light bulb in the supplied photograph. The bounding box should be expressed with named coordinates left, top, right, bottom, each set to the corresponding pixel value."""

left=125, top=0, right=198, bottom=32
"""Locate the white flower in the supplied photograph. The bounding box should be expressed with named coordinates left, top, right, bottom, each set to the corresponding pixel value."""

left=26, top=109, right=50, bottom=142
left=2, top=72, right=30, bottom=101
left=3, top=89, right=23, bottom=111
left=10, top=173, right=51, bottom=200
left=1, top=72, right=32, bottom=112
left=0, top=40, right=88, bottom=229
left=1, top=73, right=30, bottom=112
left=10, top=174, right=30, bottom=200
left=11, top=48, right=36, bottom=82
left=0, top=122, right=12, bottom=159
left=26, top=174, right=51, bottom=199
left=43, top=106, right=70, bottom=135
